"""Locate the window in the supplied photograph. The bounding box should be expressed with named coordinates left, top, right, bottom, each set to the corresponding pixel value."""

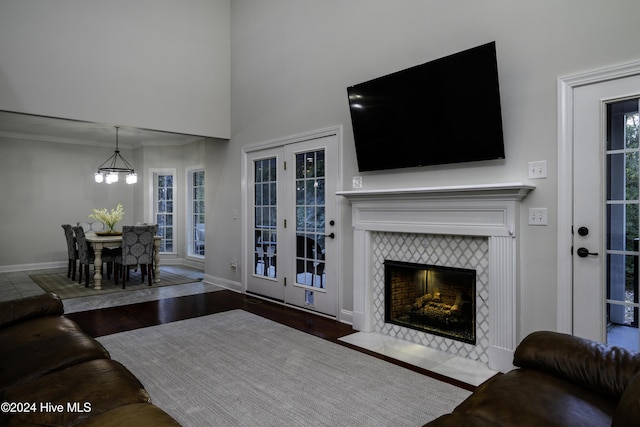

left=155, top=172, right=175, bottom=253
left=188, top=168, right=205, bottom=257
left=254, top=157, right=277, bottom=278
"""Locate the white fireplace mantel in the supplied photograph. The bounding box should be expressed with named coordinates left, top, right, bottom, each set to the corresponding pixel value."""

left=338, top=182, right=534, bottom=372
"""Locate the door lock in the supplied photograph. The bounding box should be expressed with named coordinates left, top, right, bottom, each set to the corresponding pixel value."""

left=577, top=227, right=589, bottom=236
left=576, top=247, right=599, bottom=258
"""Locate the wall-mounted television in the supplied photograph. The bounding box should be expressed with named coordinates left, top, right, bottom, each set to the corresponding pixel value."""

left=347, top=42, right=505, bottom=172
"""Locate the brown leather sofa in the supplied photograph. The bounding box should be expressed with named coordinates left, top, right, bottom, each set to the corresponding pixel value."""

left=0, top=292, right=180, bottom=426
left=425, top=331, right=640, bottom=427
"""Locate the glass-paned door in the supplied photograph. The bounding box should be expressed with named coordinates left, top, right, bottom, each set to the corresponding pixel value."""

left=246, top=148, right=285, bottom=301
left=606, top=98, right=640, bottom=351
left=284, top=137, right=337, bottom=316
left=294, top=150, right=326, bottom=302
left=245, top=133, right=339, bottom=316
left=254, top=157, right=278, bottom=279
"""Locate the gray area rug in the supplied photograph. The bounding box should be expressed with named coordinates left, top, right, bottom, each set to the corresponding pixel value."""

left=30, top=267, right=197, bottom=299
left=97, top=310, right=470, bottom=426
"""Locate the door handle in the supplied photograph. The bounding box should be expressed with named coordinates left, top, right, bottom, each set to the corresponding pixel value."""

left=325, top=232, right=335, bottom=239
left=577, top=247, right=599, bottom=257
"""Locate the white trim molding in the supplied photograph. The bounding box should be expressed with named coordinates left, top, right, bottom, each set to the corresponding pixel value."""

left=557, top=60, right=640, bottom=334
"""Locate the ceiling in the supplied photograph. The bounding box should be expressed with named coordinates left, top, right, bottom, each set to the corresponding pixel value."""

left=0, top=110, right=205, bottom=148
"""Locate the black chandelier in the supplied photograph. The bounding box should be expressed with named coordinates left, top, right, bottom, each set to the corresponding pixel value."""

left=94, top=126, right=137, bottom=184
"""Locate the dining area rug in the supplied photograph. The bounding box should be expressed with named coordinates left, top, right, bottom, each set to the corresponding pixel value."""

left=30, top=267, right=198, bottom=299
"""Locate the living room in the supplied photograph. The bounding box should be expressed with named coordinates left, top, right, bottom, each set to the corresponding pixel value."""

left=2, top=2, right=640, bottom=424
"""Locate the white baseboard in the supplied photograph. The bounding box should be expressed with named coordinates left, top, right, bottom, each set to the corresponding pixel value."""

left=203, top=274, right=242, bottom=293
left=339, top=309, right=354, bottom=326
left=0, top=261, right=67, bottom=273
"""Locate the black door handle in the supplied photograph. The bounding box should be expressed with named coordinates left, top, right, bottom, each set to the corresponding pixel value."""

left=577, top=247, right=598, bottom=257
left=325, top=233, right=335, bottom=239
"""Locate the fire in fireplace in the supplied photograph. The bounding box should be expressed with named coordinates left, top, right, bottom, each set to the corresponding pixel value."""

left=384, top=260, right=476, bottom=344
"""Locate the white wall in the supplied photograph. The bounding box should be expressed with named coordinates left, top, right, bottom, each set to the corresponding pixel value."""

left=0, top=0, right=230, bottom=138
left=223, top=0, right=640, bottom=338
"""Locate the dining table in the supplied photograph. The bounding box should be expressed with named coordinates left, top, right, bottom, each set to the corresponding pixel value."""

left=85, top=233, right=162, bottom=290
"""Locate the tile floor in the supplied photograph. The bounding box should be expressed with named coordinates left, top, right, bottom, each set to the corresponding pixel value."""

left=340, top=332, right=498, bottom=387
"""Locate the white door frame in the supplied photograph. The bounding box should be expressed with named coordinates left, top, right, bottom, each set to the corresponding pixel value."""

left=557, top=60, right=640, bottom=333
left=241, top=125, right=344, bottom=316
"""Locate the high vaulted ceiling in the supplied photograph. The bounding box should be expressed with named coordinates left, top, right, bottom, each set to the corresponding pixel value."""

left=0, top=111, right=205, bottom=148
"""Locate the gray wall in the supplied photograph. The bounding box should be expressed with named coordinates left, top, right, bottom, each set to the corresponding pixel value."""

left=0, top=0, right=230, bottom=138
left=3, top=0, right=640, bottom=343
left=0, top=139, right=135, bottom=267
left=221, top=0, right=640, bottom=338
left=0, top=138, right=222, bottom=269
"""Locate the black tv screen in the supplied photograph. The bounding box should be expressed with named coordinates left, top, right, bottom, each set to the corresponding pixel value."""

left=347, top=42, right=505, bottom=172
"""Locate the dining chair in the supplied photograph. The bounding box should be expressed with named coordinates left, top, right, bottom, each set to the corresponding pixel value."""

left=114, top=225, right=155, bottom=289
left=77, top=221, right=105, bottom=233
left=132, top=223, right=158, bottom=280
left=72, top=226, right=114, bottom=287
left=61, top=224, right=78, bottom=281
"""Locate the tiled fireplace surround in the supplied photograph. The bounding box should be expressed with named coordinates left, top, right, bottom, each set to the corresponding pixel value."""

left=338, top=183, right=533, bottom=373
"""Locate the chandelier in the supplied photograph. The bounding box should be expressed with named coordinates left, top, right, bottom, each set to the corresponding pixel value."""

left=94, top=126, right=137, bottom=184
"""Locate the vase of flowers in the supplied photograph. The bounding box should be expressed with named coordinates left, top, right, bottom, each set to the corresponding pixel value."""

left=89, top=203, right=124, bottom=234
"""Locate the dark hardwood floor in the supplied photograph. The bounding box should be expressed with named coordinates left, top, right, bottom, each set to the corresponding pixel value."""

left=66, top=290, right=475, bottom=391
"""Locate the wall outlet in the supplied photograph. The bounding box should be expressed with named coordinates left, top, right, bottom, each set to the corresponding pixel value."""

left=528, top=208, right=548, bottom=226
left=352, top=176, right=363, bottom=188
left=528, top=160, right=547, bottom=179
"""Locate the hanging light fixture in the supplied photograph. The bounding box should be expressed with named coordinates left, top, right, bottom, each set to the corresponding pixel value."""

left=94, top=126, right=137, bottom=184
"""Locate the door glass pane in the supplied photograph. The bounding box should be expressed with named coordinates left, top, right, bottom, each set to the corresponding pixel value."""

left=606, top=100, right=640, bottom=350
left=295, top=149, right=326, bottom=289
left=254, top=158, right=277, bottom=278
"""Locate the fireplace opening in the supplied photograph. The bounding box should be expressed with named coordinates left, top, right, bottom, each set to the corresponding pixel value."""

left=384, top=260, right=476, bottom=344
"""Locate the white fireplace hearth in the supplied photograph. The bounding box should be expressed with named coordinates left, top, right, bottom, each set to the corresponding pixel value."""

left=338, top=183, right=534, bottom=373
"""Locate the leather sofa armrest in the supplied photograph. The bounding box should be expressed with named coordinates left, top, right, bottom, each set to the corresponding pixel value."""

left=0, top=293, right=64, bottom=329
left=514, top=331, right=640, bottom=400
left=613, top=372, right=640, bottom=427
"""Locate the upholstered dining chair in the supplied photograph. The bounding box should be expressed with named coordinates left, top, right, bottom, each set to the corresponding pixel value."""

left=61, top=224, right=78, bottom=280
left=77, top=221, right=105, bottom=233
left=114, top=225, right=155, bottom=289
left=72, top=226, right=114, bottom=287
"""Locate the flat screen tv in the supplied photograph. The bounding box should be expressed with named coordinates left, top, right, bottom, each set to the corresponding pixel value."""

left=347, top=42, right=505, bottom=172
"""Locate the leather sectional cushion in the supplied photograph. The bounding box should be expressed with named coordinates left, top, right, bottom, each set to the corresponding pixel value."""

left=81, top=403, right=181, bottom=427
left=1, top=359, right=152, bottom=426
left=453, top=369, right=617, bottom=427
left=514, top=331, right=640, bottom=400
left=0, top=292, right=64, bottom=329
left=0, top=315, right=110, bottom=391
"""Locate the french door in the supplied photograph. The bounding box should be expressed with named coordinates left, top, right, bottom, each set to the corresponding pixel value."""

left=572, top=74, right=640, bottom=351
left=245, top=134, right=339, bottom=317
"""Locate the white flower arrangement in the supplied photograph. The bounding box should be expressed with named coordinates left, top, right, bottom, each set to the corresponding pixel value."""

left=89, top=203, right=124, bottom=233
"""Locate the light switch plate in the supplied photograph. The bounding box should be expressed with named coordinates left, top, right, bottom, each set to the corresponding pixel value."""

left=528, top=160, right=547, bottom=179
left=528, top=208, right=548, bottom=226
